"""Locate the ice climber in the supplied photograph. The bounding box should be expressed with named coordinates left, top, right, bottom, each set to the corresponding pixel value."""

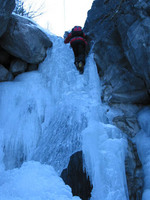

left=64, top=26, right=88, bottom=74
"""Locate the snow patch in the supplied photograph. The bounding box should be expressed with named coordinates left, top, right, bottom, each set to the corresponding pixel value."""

left=0, top=161, right=80, bottom=200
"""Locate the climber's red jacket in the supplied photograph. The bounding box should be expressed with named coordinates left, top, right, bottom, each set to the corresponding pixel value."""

left=64, top=28, right=88, bottom=46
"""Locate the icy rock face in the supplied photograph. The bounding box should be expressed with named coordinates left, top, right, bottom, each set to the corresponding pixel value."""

left=84, top=0, right=150, bottom=198
left=110, top=104, right=144, bottom=199
left=0, top=0, right=15, bottom=37
left=0, top=14, right=52, bottom=64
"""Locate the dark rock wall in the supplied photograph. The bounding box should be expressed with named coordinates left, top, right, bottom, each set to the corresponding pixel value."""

left=84, top=0, right=150, bottom=104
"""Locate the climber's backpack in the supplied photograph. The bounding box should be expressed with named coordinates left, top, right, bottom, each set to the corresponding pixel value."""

left=71, top=26, right=84, bottom=37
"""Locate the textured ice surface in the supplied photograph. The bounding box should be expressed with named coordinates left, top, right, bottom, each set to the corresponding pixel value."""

left=82, top=121, right=128, bottom=200
left=135, top=107, right=150, bottom=200
left=0, top=35, right=129, bottom=199
left=0, top=161, right=80, bottom=200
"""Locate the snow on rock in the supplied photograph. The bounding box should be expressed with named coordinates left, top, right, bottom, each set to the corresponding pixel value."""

left=0, top=14, right=52, bottom=64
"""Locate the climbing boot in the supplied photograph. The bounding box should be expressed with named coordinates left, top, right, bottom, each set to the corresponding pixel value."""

left=78, top=61, right=84, bottom=74
left=78, top=61, right=83, bottom=68
left=79, top=69, right=84, bottom=74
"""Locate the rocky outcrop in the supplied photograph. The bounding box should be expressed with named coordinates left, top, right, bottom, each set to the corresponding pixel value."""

left=84, top=0, right=150, bottom=198
left=0, top=0, right=15, bottom=37
left=0, top=14, right=52, bottom=64
left=0, top=6, right=53, bottom=82
left=84, top=0, right=150, bottom=104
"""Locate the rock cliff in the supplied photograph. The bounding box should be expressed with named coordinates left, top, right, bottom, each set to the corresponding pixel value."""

left=84, top=0, right=150, bottom=104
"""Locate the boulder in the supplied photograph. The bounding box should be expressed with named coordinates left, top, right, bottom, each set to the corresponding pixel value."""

left=0, top=0, right=15, bottom=37
left=10, top=59, right=28, bottom=76
left=0, top=64, right=13, bottom=81
left=0, top=14, right=52, bottom=64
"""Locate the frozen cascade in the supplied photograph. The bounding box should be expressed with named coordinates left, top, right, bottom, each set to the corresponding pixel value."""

left=0, top=35, right=128, bottom=200
left=135, top=107, right=150, bottom=200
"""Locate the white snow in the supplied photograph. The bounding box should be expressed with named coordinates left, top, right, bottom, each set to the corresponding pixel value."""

left=0, top=34, right=129, bottom=200
left=0, top=161, right=80, bottom=200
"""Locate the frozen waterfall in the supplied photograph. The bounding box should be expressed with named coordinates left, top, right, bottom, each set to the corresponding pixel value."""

left=135, top=108, right=150, bottom=200
left=0, top=35, right=129, bottom=200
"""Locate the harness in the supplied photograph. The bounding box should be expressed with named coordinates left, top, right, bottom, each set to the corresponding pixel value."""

left=70, top=37, right=88, bottom=46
